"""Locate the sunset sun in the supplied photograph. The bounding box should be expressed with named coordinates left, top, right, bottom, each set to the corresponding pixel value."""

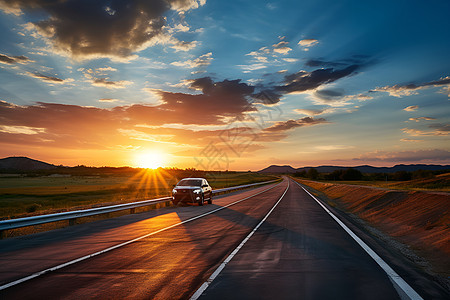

left=135, top=151, right=166, bottom=169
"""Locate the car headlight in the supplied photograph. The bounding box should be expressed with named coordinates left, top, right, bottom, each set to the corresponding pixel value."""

left=172, top=189, right=177, bottom=194
left=193, top=189, right=202, bottom=194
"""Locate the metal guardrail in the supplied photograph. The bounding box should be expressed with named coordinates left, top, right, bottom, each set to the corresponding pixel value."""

left=0, top=179, right=279, bottom=232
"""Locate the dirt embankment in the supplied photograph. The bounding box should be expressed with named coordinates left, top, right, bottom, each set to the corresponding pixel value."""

left=295, top=179, right=449, bottom=277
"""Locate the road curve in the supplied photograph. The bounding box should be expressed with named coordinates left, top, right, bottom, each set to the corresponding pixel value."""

left=0, top=177, right=435, bottom=299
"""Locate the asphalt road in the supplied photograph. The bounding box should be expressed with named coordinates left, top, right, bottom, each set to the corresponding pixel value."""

left=0, top=177, right=438, bottom=299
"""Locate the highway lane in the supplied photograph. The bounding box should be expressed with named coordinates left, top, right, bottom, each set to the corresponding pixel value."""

left=196, top=177, right=403, bottom=299
left=0, top=180, right=288, bottom=299
left=1, top=176, right=435, bottom=299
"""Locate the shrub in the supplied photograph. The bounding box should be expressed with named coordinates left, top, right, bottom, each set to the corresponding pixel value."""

left=26, top=203, right=42, bottom=213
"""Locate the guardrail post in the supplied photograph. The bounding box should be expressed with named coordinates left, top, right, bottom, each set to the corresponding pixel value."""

left=130, top=208, right=135, bottom=214
left=0, top=230, right=5, bottom=239
left=69, top=218, right=76, bottom=226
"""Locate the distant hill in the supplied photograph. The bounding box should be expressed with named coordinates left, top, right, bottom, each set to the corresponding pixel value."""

left=0, top=157, right=56, bottom=171
left=258, top=164, right=450, bottom=174
left=258, top=165, right=298, bottom=173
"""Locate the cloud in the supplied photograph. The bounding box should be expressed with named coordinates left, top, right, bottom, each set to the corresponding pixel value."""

left=0, top=0, right=205, bottom=60
left=400, top=138, right=422, bottom=143
left=315, top=145, right=354, bottom=151
left=79, top=67, right=132, bottom=88
left=0, top=53, right=32, bottom=64
left=141, top=77, right=256, bottom=125
left=353, top=149, right=450, bottom=163
left=0, top=125, right=45, bottom=135
left=263, top=117, right=328, bottom=132
left=277, top=65, right=362, bottom=94
left=428, top=123, right=450, bottom=132
left=170, top=39, right=198, bottom=51
left=238, top=63, right=267, bottom=71
left=0, top=95, right=270, bottom=153
left=402, top=125, right=449, bottom=136
left=305, top=59, right=346, bottom=68
left=373, top=76, right=450, bottom=97
left=306, top=89, right=372, bottom=107
left=408, top=117, right=436, bottom=122
left=171, top=52, right=213, bottom=68
left=298, top=39, right=319, bottom=51
left=99, top=98, right=120, bottom=103
left=294, top=108, right=326, bottom=116
left=92, top=78, right=133, bottom=89
left=25, top=72, right=73, bottom=84
left=251, top=90, right=282, bottom=105
left=272, top=39, right=291, bottom=54
left=404, top=105, right=419, bottom=111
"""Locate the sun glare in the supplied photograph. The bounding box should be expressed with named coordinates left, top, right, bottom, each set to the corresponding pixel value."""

left=135, top=151, right=166, bottom=169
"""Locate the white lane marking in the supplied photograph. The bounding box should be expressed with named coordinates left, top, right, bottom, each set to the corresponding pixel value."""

left=190, top=180, right=290, bottom=300
left=0, top=181, right=283, bottom=291
left=293, top=180, right=423, bottom=300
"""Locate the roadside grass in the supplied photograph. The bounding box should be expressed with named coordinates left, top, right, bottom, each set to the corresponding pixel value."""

left=0, top=171, right=277, bottom=219
left=317, top=172, right=450, bottom=192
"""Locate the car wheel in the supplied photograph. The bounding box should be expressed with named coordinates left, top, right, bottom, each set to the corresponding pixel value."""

left=207, top=193, right=212, bottom=204
left=198, top=194, right=204, bottom=206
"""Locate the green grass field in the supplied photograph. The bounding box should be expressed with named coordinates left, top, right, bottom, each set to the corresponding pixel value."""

left=0, top=171, right=278, bottom=219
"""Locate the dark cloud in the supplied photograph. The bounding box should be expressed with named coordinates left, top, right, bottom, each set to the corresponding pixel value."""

left=26, top=72, right=66, bottom=83
left=304, top=59, right=346, bottom=68
left=251, top=90, right=282, bottom=105
left=0, top=0, right=203, bottom=59
left=428, top=123, right=450, bottom=132
left=190, top=77, right=214, bottom=93
left=314, top=89, right=345, bottom=101
left=0, top=53, right=31, bottom=64
left=145, top=78, right=256, bottom=124
left=276, top=65, right=361, bottom=94
left=263, top=117, right=327, bottom=132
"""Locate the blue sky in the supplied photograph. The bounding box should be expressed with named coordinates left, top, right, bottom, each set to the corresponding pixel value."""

left=0, top=0, right=449, bottom=170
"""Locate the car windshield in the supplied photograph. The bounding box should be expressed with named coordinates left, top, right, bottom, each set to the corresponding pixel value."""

left=177, top=179, right=202, bottom=187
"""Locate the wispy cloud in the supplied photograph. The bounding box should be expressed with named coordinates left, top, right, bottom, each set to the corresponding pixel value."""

left=272, top=39, right=292, bottom=54
left=408, top=117, right=436, bottom=122
left=0, top=53, right=32, bottom=64
left=294, top=108, right=326, bottom=116
left=99, top=98, right=121, bottom=103
left=0, top=125, right=45, bottom=135
left=25, top=72, right=73, bottom=84
left=171, top=52, right=213, bottom=68
left=373, top=76, right=450, bottom=97
left=263, top=117, right=328, bottom=132
left=298, top=39, right=319, bottom=51
left=402, top=125, right=449, bottom=136
left=315, top=145, right=354, bottom=151
left=403, top=105, right=419, bottom=111
left=353, top=149, right=450, bottom=163
left=170, top=39, right=198, bottom=52
left=80, top=67, right=132, bottom=88
left=92, top=78, right=133, bottom=89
